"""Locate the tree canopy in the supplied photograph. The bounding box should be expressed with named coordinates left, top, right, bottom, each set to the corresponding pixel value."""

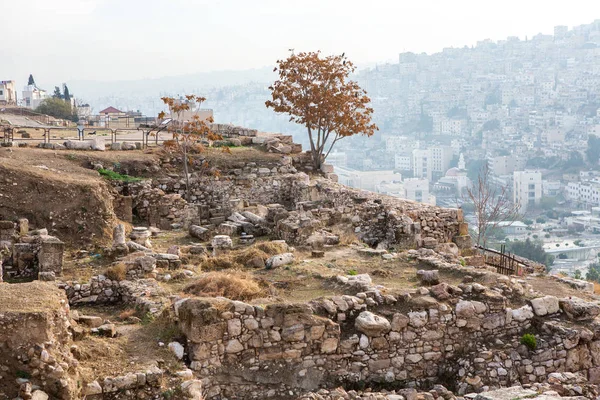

left=35, top=98, right=77, bottom=121
left=63, top=84, right=71, bottom=103
left=266, top=51, right=378, bottom=169
left=27, top=74, right=35, bottom=86
left=52, top=86, right=62, bottom=99
left=159, top=95, right=222, bottom=201
left=507, top=238, right=554, bottom=267
left=587, top=134, right=600, bottom=165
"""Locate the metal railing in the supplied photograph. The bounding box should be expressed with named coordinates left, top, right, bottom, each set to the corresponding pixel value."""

left=1, top=124, right=171, bottom=148
left=475, top=244, right=528, bottom=276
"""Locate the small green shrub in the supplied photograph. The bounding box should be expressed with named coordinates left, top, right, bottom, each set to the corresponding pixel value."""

left=520, top=333, right=537, bottom=350
left=16, top=370, right=31, bottom=379
left=141, top=311, right=155, bottom=326
left=460, top=259, right=466, bottom=266
left=347, top=269, right=358, bottom=276
left=98, top=168, right=142, bottom=183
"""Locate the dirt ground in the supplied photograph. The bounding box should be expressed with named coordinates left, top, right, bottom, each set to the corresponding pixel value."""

left=73, top=304, right=184, bottom=382
left=525, top=275, right=599, bottom=301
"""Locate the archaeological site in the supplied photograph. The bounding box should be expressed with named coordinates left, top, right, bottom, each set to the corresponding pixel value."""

left=1, top=126, right=600, bottom=400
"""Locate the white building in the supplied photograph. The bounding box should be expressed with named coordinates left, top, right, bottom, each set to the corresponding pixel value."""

left=375, top=180, right=404, bottom=197
left=394, top=153, right=412, bottom=171
left=326, top=152, right=348, bottom=168
left=513, top=170, right=543, bottom=212
left=403, top=178, right=432, bottom=204
left=430, top=146, right=453, bottom=174
left=542, top=180, right=561, bottom=197
left=566, top=180, right=600, bottom=206
left=334, top=167, right=401, bottom=192
left=413, top=149, right=431, bottom=180
left=413, top=146, right=453, bottom=181
left=21, top=84, right=48, bottom=109
left=0, top=80, right=17, bottom=104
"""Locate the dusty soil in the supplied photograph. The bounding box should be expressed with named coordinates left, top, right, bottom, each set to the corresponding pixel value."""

left=0, top=281, right=65, bottom=312
left=525, top=275, right=599, bottom=301
left=73, top=305, right=184, bottom=382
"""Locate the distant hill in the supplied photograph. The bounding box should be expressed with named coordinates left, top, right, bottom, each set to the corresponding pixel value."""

left=68, top=67, right=276, bottom=100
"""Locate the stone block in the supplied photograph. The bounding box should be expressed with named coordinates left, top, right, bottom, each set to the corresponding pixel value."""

left=355, top=311, right=391, bottom=337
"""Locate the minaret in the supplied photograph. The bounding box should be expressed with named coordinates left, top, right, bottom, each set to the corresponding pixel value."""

left=458, top=153, right=466, bottom=170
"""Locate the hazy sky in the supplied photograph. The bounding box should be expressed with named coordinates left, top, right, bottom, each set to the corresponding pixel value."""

left=2, top=0, right=600, bottom=86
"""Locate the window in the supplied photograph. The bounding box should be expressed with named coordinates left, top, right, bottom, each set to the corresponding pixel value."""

left=528, top=192, right=536, bottom=198
left=528, top=184, right=535, bottom=190
left=0, top=90, right=3, bottom=96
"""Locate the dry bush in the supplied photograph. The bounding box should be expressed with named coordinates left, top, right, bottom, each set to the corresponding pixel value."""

left=105, top=263, right=126, bottom=281
left=200, top=255, right=242, bottom=271
left=232, top=247, right=269, bottom=268
left=119, top=309, right=136, bottom=320
left=183, top=271, right=266, bottom=301
left=255, top=241, right=288, bottom=255
left=594, top=282, right=600, bottom=295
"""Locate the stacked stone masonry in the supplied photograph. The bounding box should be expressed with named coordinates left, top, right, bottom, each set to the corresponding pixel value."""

left=172, top=274, right=600, bottom=400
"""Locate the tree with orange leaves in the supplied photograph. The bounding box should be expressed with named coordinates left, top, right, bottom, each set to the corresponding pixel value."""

left=266, top=51, right=378, bottom=170
left=159, top=95, right=223, bottom=201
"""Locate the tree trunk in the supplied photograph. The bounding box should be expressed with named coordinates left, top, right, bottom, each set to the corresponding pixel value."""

left=183, top=144, right=191, bottom=202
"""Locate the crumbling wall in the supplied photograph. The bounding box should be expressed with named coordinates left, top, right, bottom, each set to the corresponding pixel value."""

left=121, top=155, right=466, bottom=250
left=0, top=282, right=80, bottom=399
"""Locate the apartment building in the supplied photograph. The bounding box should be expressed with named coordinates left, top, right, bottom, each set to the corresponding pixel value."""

left=513, top=170, right=543, bottom=212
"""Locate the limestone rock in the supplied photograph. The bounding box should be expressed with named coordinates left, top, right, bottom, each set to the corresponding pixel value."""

left=560, top=297, right=600, bottom=321
left=530, top=295, right=559, bottom=316
left=417, top=269, right=439, bottom=285
left=212, top=235, right=233, bottom=250
left=189, top=225, right=211, bottom=241
left=511, top=305, right=534, bottom=322
left=168, top=341, right=185, bottom=360
left=355, top=311, right=391, bottom=337
left=265, top=253, right=294, bottom=269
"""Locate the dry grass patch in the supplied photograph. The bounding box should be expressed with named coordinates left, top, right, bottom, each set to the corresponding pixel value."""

left=119, top=309, right=137, bottom=320
left=255, top=241, right=288, bottom=255
left=594, top=282, right=600, bottom=295
left=200, top=256, right=242, bottom=271
left=200, top=243, right=291, bottom=271
left=105, top=263, right=127, bottom=281
left=183, top=271, right=267, bottom=301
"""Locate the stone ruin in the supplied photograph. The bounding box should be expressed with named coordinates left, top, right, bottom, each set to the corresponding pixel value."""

left=0, top=219, right=64, bottom=282
left=170, top=250, right=600, bottom=399
left=4, top=133, right=600, bottom=400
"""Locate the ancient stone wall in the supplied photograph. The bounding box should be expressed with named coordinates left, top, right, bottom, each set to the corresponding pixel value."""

left=173, top=284, right=600, bottom=399
left=307, top=179, right=465, bottom=248
left=60, top=276, right=165, bottom=316
left=121, top=154, right=466, bottom=249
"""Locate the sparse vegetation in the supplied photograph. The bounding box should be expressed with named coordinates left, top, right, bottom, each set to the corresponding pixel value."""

left=16, top=370, right=32, bottom=379
left=98, top=168, right=143, bottom=183
left=520, top=333, right=537, bottom=350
